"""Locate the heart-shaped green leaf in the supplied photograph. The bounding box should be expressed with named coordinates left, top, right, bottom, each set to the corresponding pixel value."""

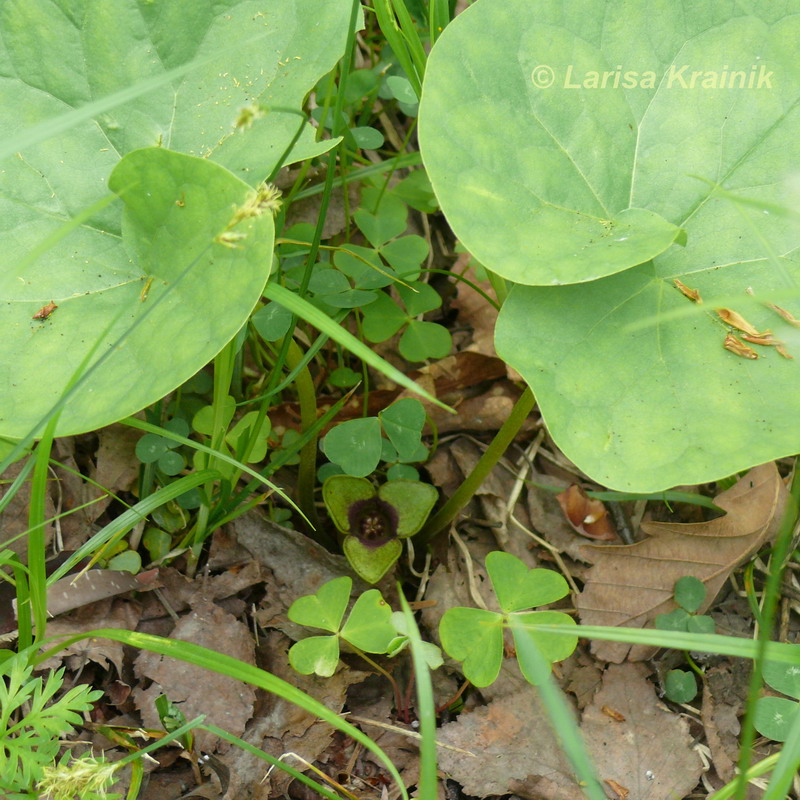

left=343, top=537, right=402, bottom=585
left=419, top=2, right=686, bottom=285
left=511, top=610, right=578, bottom=685
left=287, top=575, right=352, bottom=633
left=763, top=661, right=800, bottom=701
left=486, top=551, right=569, bottom=613
left=353, top=190, right=408, bottom=248
left=1, top=0, right=355, bottom=438
left=378, top=480, right=438, bottom=537
left=439, top=607, right=504, bottom=688
left=754, top=696, right=799, bottom=742
left=664, top=669, right=698, bottom=704
left=379, top=398, right=426, bottom=462
left=323, top=418, right=383, bottom=477
left=341, top=588, right=397, bottom=653
left=288, top=635, right=341, bottom=678
left=496, top=263, right=800, bottom=491
left=389, top=612, right=444, bottom=668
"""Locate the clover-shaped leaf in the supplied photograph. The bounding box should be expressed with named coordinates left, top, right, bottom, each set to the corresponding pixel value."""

left=343, top=537, right=402, bottom=585
left=439, top=552, right=575, bottom=688
left=287, top=577, right=398, bottom=677
left=754, top=659, right=800, bottom=742
left=754, top=696, right=800, bottom=743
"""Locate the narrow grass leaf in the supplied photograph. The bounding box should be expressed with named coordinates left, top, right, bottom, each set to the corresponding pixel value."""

left=36, top=629, right=408, bottom=800
left=263, top=283, right=452, bottom=412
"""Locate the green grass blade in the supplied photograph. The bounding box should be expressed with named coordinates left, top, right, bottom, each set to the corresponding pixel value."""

left=536, top=624, right=800, bottom=665
left=202, top=723, right=344, bottom=800
left=292, top=152, right=421, bottom=200
left=390, top=0, right=428, bottom=83
left=27, top=415, right=59, bottom=643
left=429, top=0, right=451, bottom=43
left=371, top=0, right=422, bottom=99
left=509, top=616, right=606, bottom=800
left=397, top=590, right=438, bottom=799
left=0, top=456, right=34, bottom=517
left=36, top=629, right=408, bottom=800
left=263, top=282, right=453, bottom=412
left=46, top=470, right=220, bottom=584
left=119, top=417, right=301, bottom=517
left=706, top=754, right=780, bottom=800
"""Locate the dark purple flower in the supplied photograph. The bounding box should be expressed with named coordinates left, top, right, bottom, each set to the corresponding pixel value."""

left=347, top=497, right=399, bottom=548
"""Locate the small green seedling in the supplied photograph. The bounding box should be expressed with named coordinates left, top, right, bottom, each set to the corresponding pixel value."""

left=656, top=576, right=715, bottom=634
left=0, top=651, right=102, bottom=796
left=656, top=576, right=715, bottom=703
left=663, top=669, right=699, bottom=704
left=439, top=552, right=577, bottom=687
left=322, top=476, right=438, bottom=583
left=287, top=576, right=397, bottom=677
left=754, top=659, right=800, bottom=742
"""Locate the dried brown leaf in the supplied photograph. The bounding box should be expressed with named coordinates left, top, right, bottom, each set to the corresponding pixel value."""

left=716, top=308, right=761, bottom=336
left=436, top=689, right=583, bottom=800
left=577, top=463, right=786, bottom=662
left=765, top=302, right=800, bottom=327
left=134, top=598, right=256, bottom=753
left=583, top=664, right=703, bottom=799
left=673, top=278, right=702, bottom=303
left=723, top=333, right=759, bottom=359
left=37, top=599, right=141, bottom=674
left=556, top=485, right=617, bottom=541
left=740, top=330, right=781, bottom=347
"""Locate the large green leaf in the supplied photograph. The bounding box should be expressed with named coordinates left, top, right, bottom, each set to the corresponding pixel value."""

left=1, top=0, right=354, bottom=437
left=419, top=0, right=689, bottom=285
left=420, top=0, right=800, bottom=490
left=497, top=259, right=800, bottom=491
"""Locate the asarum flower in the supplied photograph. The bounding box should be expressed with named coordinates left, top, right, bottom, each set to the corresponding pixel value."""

left=322, top=476, right=438, bottom=583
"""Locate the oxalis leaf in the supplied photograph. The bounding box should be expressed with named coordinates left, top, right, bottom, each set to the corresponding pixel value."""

left=420, top=0, right=800, bottom=491
left=439, top=552, right=576, bottom=688
left=287, top=578, right=397, bottom=678
left=0, top=0, right=355, bottom=438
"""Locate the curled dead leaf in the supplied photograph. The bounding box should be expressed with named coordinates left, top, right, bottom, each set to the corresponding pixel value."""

left=765, top=302, right=800, bottom=328
left=556, top=485, right=617, bottom=541
left=741, top=331, right=781, bottom=347
left=723, top=333, right=758, bottom=360
left=716, top=308, right=761, bottom=336
left=673, top=279, right=702, bottom=303
left=605, top=779, right=630, bottom=800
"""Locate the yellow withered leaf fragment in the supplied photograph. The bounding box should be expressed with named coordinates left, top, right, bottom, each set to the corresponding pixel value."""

left=673, top=278, right=702, bottom=303
left=766, top=303, right=800, bottom=328
left=716, top=308, right=760, bottom=336
left=723, top=333, right=758, bottom=359
left=741, top=330, right=781, bottom=347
